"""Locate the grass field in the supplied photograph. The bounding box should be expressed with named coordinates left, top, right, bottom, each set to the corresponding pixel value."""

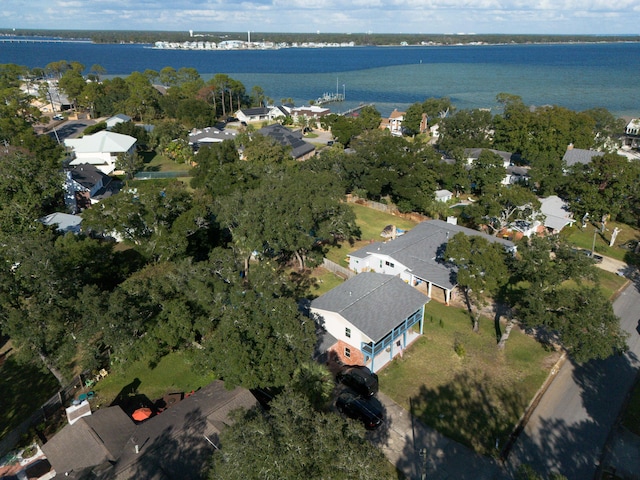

left=140, top=151, right=193, bottom=173
left=91, top=351, right=216, bottom=407
left=379, top=301, right=557, bottom=456
left=0, top=348, right=59, bottom=440
left=562, top=222, right=640, bottom=265
left=324, top=203, right=418, bottom=266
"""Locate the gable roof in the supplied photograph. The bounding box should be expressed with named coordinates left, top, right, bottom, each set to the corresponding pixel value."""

left=238, top=107, right=271, bottom=117
left=464, top=148, right=514, bottom=165
left=105, top=114, right=132, bottom=128
left=349, top=220, right=514, bottom=290
left=562, top=147, right=604, bottom=167
left=540, top=195, right=575, bottom=231
left=68, top=164, right=111, bottom=190
left=65, top=131, right=136, bottom=154
left=41, top=406, right=136, bottom=476
left=311, top=272, right=429, bottom=342
left=41, top=381, right=257, bottom=480
left=188, top=126, right=238, bottom=144
left=257, top=123, right=315, bottom=159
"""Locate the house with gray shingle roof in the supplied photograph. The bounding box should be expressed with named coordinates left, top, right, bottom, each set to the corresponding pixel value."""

left=41, top=380, right=257, bottom=480
left=188, top=126, right=238, bottom=150
left=348, top=219, right=515, bottom=305
left=562, top=144, right=604, bottom=168
left=310, top=272, right=429, bottom=372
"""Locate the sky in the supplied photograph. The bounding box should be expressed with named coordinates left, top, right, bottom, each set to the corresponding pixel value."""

left=2, top=0, right=639, bottom=35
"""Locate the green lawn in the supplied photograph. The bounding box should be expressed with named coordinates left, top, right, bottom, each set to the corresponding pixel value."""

left=91, top=351, right=216, bottom=408
left=140, top=151, right=193, bottom=173
left=379, top=301, right=556, bottom=456
left=0, top=352, right=59, bottom=439
left=562, top=222, right=640, bottom=265
left=325, top=203, right=418, bottom=266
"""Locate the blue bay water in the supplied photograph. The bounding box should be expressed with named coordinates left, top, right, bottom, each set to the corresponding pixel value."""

left=1, top=40, right=639, bottom=117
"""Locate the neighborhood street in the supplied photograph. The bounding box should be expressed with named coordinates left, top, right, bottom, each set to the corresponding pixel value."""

left=506, top=279, right=640, bottom=479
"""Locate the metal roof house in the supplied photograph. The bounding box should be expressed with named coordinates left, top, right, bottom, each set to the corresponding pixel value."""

left=64, top=131, right=137, bottom=175
left=348, top=220, right=515, bottom=305
left=310, top=272, right=430, bottom=372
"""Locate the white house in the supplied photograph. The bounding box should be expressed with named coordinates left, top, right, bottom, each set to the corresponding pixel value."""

left=188, top=126, right=238, bottom=150
left=65, top=131, right=136, bottom=175
left=235, top=106, right=288, bottom=123
left=310, top=272, right=429, bottom=372
left=348, top=220, right=515, bottom=305
left=435, top=189, right=453, bottom=202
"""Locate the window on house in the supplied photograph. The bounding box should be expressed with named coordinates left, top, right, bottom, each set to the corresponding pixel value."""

left=345, top=327, right=351, bottom=338
left=344, top=347, right=351, bottom=358
left=385, top=261, right=395, bottom=268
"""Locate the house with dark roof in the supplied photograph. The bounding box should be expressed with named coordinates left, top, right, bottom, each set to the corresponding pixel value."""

left=562, top=144, right=604, bottom=168
left=41, top=380, right=257, bottom=480
left=310, top=272, right=429, bottom=372
left=64, top=164, right=122, bottom=212
left=235, top=106, right=287, bottom=123
left=257, top=123, right=316, bottom=160
left=348, top=220, right=515, bottom=305
left=41, top=406, right=136, bottom=478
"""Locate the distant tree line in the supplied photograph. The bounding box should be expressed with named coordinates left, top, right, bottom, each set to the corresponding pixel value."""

left=3, top=28, right=640, bottom=46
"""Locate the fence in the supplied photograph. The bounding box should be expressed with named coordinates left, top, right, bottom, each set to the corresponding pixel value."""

left=322, top=258, right=355, bottom=279
left=0, top=373, right=85, bottom=457
left=345, top=194, right=429, bottom=223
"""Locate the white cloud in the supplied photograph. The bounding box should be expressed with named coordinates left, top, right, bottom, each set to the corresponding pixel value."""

left=1, top=0, right=638, bottom=33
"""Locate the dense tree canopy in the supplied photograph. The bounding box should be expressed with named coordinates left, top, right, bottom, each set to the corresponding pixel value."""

left=210, top=391, right=391, bottom=479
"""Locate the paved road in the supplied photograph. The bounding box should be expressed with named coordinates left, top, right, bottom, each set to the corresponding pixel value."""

left=506, top=280, right=640, bottom=479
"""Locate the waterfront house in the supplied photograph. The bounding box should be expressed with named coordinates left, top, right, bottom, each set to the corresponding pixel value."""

left=379, top=109, right=405, bottom=136
left=348, top=219, right=515, bottom=305
left=64, top=131, right=136, bottom=175
left=310, top=272, right=429, bottom=372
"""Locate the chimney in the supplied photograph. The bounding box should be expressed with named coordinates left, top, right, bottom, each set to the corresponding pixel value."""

left=567, top=143, right=574, bottom=150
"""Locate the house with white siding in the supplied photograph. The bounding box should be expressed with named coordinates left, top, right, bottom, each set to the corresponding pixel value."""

left=65, top=131, right=136, bottom=175
left=310, top=272, right=429, bottom=372
left=348, top=220, right=515, bottom=305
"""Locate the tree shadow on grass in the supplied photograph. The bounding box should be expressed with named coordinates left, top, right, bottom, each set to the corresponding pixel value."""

left=0, top=356, right=59, bottom=438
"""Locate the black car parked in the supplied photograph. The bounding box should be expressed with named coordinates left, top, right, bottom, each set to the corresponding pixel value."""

left=335, top=391, right=384, bottom=430
left=336, top=365, right=379, bottom=397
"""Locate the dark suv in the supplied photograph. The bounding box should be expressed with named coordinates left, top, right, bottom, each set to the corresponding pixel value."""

left=336, top=365, right=379, bottom=397
left=336, top=391, right=383, bottom=430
